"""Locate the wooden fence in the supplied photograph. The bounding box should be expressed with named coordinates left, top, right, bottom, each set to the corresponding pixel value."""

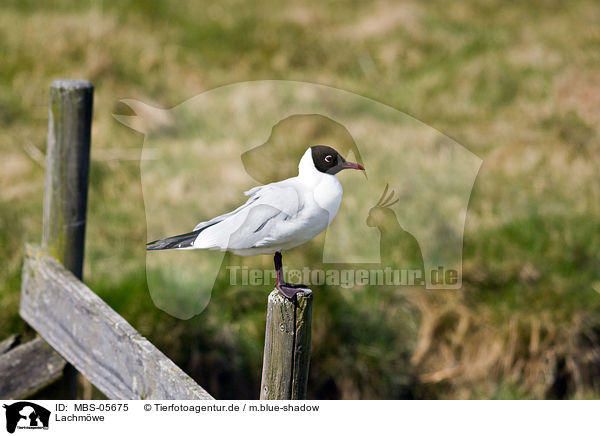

left=0, top=80, right=312, bottom=400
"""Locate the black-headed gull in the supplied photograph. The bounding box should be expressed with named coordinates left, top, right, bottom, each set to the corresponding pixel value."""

left=147, top=145, right=365, bottom=299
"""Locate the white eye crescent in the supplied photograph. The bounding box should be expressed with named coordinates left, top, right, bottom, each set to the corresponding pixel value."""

left=325, top=155, right=333, bottom=163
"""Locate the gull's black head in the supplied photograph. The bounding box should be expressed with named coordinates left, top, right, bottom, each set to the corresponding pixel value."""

left=310, top=145, right=365, bottom=174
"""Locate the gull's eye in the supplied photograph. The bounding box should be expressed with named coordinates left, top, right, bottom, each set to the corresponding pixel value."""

left=325, top=155, right=333, bottom=163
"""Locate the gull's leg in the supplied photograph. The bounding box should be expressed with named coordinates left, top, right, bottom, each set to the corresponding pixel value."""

left=273, top=251, right=312, bottom=300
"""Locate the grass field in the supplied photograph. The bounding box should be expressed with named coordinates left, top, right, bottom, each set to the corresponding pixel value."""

left=1, top=0, right=600, bottom=399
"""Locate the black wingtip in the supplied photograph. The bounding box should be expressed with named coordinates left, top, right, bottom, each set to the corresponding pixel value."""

left=145, top=229, right=202, bottom=251
left=146, top=221, right=222, bottom=251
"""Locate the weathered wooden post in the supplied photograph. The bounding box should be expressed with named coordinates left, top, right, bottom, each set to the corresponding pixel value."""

left=260, top=290, right=313, bottom=400
left=42, top=79, right=93, bottom=398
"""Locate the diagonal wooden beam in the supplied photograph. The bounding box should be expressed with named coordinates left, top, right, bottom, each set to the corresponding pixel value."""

left=20, top=245, right=213, bottom=400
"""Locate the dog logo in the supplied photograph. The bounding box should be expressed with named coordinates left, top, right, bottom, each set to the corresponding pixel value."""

left=3, top=402, right=50, bottom=433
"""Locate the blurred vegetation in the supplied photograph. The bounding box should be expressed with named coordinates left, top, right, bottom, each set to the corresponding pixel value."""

left=1, top=0, right=600, bottom=399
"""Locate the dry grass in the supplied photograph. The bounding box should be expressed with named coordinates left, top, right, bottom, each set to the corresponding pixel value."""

left=409, top=292, right=600, bottom=398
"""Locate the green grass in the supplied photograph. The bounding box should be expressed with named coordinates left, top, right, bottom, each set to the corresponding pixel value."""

left=1, top=0, right=600, bottom=399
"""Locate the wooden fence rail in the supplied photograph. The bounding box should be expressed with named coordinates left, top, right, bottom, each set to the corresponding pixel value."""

left=20, top=245, right=213, bottom=400
left=0, top=336, right=66, bottom=399
left=0, top=78, right=313, bottom=400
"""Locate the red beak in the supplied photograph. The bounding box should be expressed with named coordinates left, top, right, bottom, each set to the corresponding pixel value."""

left=342, top=161, right=365, bottom=171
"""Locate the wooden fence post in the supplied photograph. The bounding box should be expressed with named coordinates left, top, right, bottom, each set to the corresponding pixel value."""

left=42, top=79, right=93, bottom=399
left=260, top=290, right=313, bottom=400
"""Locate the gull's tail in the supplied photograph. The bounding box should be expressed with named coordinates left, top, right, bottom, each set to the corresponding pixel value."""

left=146, top=221, right=221, bottom=251
left=146, top=230, right=201, bottom=250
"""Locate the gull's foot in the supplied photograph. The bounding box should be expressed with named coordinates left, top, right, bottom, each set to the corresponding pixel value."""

left=276, top=282, right=312, bottom=300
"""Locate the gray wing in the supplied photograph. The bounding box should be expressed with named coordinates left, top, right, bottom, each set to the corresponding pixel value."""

left=192, top=181, right=304, bottom=250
